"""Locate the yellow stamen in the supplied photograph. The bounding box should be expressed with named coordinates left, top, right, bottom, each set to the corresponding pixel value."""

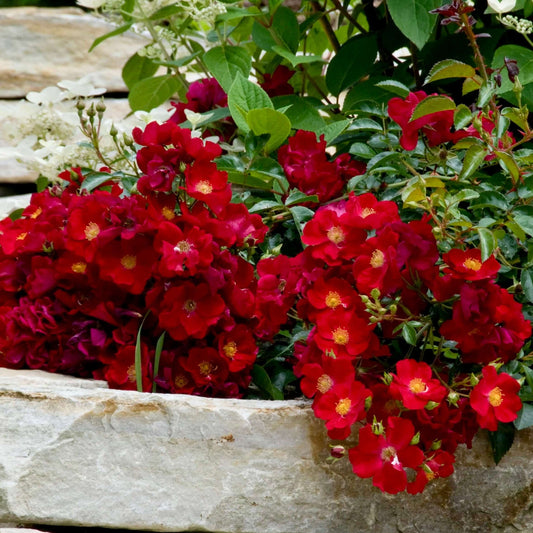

left=326, top=226, right=345, bottom=245
left=332, top=327, right=349, bottom=346
left=316, top=374, right=333, bottom=394
left=361, top=207, right=375, bottom=218
left=223, top=342, right=238, bottom=359
left=463, top=257, right=482, bottom=271
left=71, top=261, right=87, bottom=274
left=488, top=386, right=504, bottom=407
left=174, top=240, right=191, bottom=254
left=409, top=378, right=427, bottom=394
left=183, top=299, right=196, bottom=312
left=120, top=255, right=137, bottom=270
left=161, top=206, right=175, bottom=220
left=335, top=398, right=351, bottom=416
left=198, top=361, right=214, bottom=376
left=370, top=249, right=385, bottom=268
left=196, top=180, right=213, bottom=195
left=84, top=222, right=100, bottom=241
left=325, top=291, right=342, bottom=309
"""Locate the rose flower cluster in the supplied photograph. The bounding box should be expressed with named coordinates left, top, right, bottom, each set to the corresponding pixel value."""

left=290, top=191, right=530, bottom=494
left=0, top=120, right=292, bottom=398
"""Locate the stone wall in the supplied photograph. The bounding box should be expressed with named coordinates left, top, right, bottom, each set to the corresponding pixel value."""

left=0, top=368, right=532, bottom=533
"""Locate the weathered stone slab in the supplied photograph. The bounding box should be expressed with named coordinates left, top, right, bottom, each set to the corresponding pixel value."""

left=0, top=194, right=32, bottom=219
left=0, top=7, right=147, bottom=98
left=0, top=368, right=531, bottom=533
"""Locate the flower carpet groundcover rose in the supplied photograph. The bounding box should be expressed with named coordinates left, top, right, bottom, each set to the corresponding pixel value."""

left=2, top=0, right=533, bottom=498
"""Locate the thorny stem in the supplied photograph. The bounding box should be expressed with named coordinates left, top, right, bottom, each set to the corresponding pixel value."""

left=459, top=11, right=499, bottom=116
left=310, top=0, right=340, bottom=52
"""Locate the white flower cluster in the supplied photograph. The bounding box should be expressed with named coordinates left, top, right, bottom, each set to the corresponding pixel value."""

left=179, top=0, right=226, bottom=25
left=0, top=76, right=173, bottom=182
left=487, top=0, right=516, bottom=13
left=501, top=14, right=533, bottom=34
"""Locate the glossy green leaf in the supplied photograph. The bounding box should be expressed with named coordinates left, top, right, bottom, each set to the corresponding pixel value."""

left=89, top=22, right=133, bottom=52
left=492, top=45, right=533, bottom=102
left=502, top=107, right=529, bottom=131
left=152, top=332, right=165, bottom=393
left=489, top=422, right=515, bottom=464
left=285, top=190, right=319, bottom=206
left=410, top=95, right=456, bottom=121
left=454, top=104, right=473, bottom=129
left=521, top=269, right=533, bottom=303
left=326, top=34, right=378, bottom=95
left=317, top=119, right=350, bottom=144
left=249, top=200, right=282, bottom=213
left=459, top=144, right=487, bottom=180
left=477, top=227, right=496, bottom=262
left=228, top=73, right=273, bottom=133
left=494, top=151, right=520, bottom=182
left=274, top=95, right=325, bottom=132
left=514, top=404, right=533, bottom=431
left=386, top=0, right=442, bottom=50
left=252, top=7, right=299, bottom=53
left=246, top=107, right=292, bottom=153
left=271, top=46, right=323, bottom=67
left=513, top=206, right=533, bottom=237
left=128, top=75, right=180, bottom=112
left=425, top=59, right=476, bottom=84
left=251, top=364, right=284, bottom=400
left=290, top=205, right=315, bottom=236
left=122, top=53, right=158, bottom=90
left=471, top=191, right=510, bottom=211
left=402, top=323, right=417, bottom=345
left=203, top=46, right=251, bottom=94
left=375, top=80, right=411, bottom=98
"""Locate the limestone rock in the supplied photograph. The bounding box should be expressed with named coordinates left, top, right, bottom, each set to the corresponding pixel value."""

left=0, top=194, right=32, bottom=219
left=0, top=8, right=147, bottom=98
left=0, top=368, right=531, bottom=533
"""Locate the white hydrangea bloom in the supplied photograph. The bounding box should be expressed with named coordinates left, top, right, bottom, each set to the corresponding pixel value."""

left=26, top=86, right=66, bottom=106
left=58, top=76, right=106, bottom=98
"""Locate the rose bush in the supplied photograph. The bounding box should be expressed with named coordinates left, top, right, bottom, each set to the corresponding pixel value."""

left=2, top=0, right=533, bottom=495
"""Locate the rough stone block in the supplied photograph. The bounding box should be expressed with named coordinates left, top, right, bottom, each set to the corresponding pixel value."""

left=0, top=368, right=531, bottom=533
left=0, top=8, right=146, bottom=98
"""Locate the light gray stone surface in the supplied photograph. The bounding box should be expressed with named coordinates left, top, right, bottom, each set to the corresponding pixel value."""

left=0, top=7, right=146, bottom=98
left=0, top=368, right=532, bottom=533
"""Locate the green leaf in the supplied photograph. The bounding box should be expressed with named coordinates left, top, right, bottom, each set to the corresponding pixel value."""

left=249, top=200, right=281, bottom=213
left=425, top=59, right=476, bottom=84
left=317, top=120, right=350, bottom=144
left=203, top=46, right=251, bottom=94
left=326, top=34, right=378, bottom=96
left=471, top=191, right=510, bottom=211
left=350, top=118, right=383, bottom=132
left=375, top=80, right=411, bottom=98
left=477, top=227, right=496, bottom=262
left=488, top=422, right=515, bottom=464
left=367, top=151, right=401, bottom=172
left=402, top=323, right=417, bottom=346
left=386, top=0, right=442, bottom=50
left=246, top=108, right=291, bottom=153
left=251, top=364, right=284, bottom=400
left=273, top=95, right=325, bottom=132
left=502, top=107, right=529, bottom=131
left=228, top=73, right=273, bottom=133
left=128, top=75, right=180, bottom=112
left=514, top=404, right=533, bottom=431
left=410, top=95, right=456, bottom=121
left=270, top=46, right=323, bottom=67
left=252, top=7, right=299, bottom=53
left=80, top=172, right=114, bottom=192
left=36, top=176, right=49, bottom=193
left=122, top=53, right=158, bottom=91
left=459, top=144, right=487, bottom=180
left=492, top=45, right=533, bottom=104
left=285, top=190, right=319, bottom=206
left=477, top=80, right=497, bottom=108
left=148, top=3, right=183, bottom=20
left=289, top=205, right=315, bottom=236
left=513, top=206, right=533, bottom=237
left=8, top=208, right=24, bottom=221
left=270, top=6, right=299, bottom=53
left=152, top=332, right=165, bottom=393
left=494, top=151, right=521, bottom=182
left=454, top=104, right=473, bottom=130
left=89, top=22, right=133, bottom=52
left=134, top=312, right=150, bottom=393
left=521, top=269, right=533, bottom=303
